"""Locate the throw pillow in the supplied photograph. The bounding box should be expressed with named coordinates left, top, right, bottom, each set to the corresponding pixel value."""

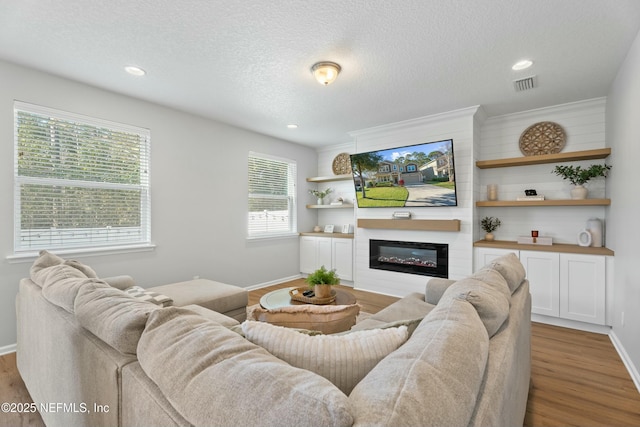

left=242, top=320, right=408, bottom=395
left=124, top=285, right=173, bottom=307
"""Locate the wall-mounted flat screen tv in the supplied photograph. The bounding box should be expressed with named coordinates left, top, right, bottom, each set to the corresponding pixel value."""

left=349, top=139, right=457, bottom=208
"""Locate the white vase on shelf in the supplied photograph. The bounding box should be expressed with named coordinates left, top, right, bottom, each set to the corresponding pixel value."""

left=570, top=185, right=588, bottom=199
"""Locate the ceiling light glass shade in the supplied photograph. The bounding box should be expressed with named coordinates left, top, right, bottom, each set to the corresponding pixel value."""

left=512, top=60, right=533, bottom=71
left=125, top=66, right=146, bottom=76
left=311, top=62, right=341, bottom=85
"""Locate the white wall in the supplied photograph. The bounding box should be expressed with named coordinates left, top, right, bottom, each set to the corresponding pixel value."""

left=0, top=60, right=317, bottom=349
left=478, top=98, right=608, bottom=244
left=348, top=107, right=478, bottom=296
left=606, top=28, right=640, bottom=389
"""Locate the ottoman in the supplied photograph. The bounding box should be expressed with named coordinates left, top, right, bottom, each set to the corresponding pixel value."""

left=149, top=279, right=248, bottom=322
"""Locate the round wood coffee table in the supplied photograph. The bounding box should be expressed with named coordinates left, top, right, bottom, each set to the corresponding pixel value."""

left=260, top=287, right=356, bottom=309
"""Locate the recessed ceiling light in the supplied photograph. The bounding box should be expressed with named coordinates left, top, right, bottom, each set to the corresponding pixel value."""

left=287, top=124, right=298, bottom=129
left=512, top=60, right=533, bottom=71
left=124, top=66, right=146, bottom=76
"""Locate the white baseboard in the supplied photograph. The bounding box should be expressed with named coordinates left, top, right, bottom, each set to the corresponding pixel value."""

left=609, top=330, right=640, bottom=394
left=0, top=344, right=16, bottom=356
left=531, top=314, right=611, bottom=334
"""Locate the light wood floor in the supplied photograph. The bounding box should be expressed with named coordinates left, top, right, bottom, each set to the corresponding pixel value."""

left=2, top=279, right=639, bottom=427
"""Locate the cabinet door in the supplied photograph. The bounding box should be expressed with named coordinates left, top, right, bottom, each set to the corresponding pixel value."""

left=317, top=238, right=333, bottom=270
left=474, top=248, right=518, bottom=272
left=300, top=236, right=318, bottom=274
left=560, top=254, right=606, bottom=325
left=520, top=250, right=560, bottom=317
left=332, top=238, right=353, bottom=281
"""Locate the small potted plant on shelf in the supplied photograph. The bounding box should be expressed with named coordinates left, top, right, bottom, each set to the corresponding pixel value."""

left=309, top=188, right=333, bottom=205
left=306, top=265, right=339, bottom=299
left=480, top=216, right=501, bottom=241
left=552, top=164, right=611, bottom=199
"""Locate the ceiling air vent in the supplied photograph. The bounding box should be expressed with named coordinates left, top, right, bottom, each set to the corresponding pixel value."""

left=513, top=75, right=537, bottom=92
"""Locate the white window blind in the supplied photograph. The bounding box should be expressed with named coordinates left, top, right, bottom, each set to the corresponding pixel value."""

left=247, top=152, right=297, bottom=238
left=13, top=101, right=151, bottom=253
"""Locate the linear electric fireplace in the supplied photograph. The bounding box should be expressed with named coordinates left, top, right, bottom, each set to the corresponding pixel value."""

left=369, top=239, right=448, bottom=278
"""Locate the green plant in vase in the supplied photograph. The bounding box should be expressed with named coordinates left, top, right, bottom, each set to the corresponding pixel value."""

left=309, top=188, right=333, bottom=205
left=306, top=265, right=339, bottom=298
left=480, top=216, right=501, bottom=241
left=552, top=164, right=611, bottom=199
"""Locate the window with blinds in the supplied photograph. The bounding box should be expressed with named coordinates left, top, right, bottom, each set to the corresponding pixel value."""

left=13, top=101, right=151, bottom=253
left=247, top=152, right=297, bottom=238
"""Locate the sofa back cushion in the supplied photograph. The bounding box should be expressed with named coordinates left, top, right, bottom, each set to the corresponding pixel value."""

left=138, top=307, right=353, bottom=427
left=440, top=268, right=511, bottom=337
left=487, top=252, right=526, bottom=293
left=75, top=283, right=159, bottom=355
left=30, top=250, right=104, bottom=313
left=242, top=321, right=408, bottom=395
left=349, top=297, right=489, bottom=427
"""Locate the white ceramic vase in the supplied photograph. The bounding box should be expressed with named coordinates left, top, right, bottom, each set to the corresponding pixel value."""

left=317, top=197, right=324, bottom=205
left=570, top=185, right=588, bottom=199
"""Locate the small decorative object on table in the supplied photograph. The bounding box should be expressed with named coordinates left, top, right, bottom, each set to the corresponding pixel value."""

left=551, top=164, right=611, bottom=200
left=309, top=188, right=333, bottom=205
left=487, top=184, right=498, bottom=201
left=304, top=265, right=340, bottom=300
left=324, top=224, right=334, bottom=233
left=480, top=216, right=501, bottom=241
left=517, top=189, right=545, bottom=201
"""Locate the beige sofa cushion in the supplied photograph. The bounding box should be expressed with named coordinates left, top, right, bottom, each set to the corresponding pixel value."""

left=440, top=275, right=510, bottom=337
left=487, top=252, right=526, bottom=293
left=75, top=282, right=159, bottom=355
left=242, top=321, right=408, bottom=395
left=349, top=297, right=489, bottom=427
left=247, top=304, right=360, bottom=334
left=138, top=307, right=353, bottom=426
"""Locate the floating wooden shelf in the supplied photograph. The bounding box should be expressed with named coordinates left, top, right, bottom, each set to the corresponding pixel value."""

left=306, top=174, right=352, bottom=183
left=357, top=218, right=460, bottom=232
left=474, top=239, right=614, bottom=256
left=306, top=204, right=354, bottom=209
left=476, top=199, right=610, bottom=207
left=475, top=148, right=611, bottom=169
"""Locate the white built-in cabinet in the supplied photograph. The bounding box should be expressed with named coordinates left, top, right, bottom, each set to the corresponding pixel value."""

left=300, top=235, right=353, bottom=281
left=474, top=247, right=607, bottom=326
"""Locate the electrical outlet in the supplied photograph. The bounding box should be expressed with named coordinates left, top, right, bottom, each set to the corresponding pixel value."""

left=621, top=311, right=625, bottom=327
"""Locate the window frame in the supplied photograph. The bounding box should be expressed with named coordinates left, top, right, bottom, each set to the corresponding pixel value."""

left=12, top=101, right=152, bottom=257
left=247, top=151, right=297, bottom=240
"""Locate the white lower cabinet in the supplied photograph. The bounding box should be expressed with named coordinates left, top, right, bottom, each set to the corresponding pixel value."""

left=300, top=236, right=353, bottom=281
left=474, top=248, right=607, bottom=326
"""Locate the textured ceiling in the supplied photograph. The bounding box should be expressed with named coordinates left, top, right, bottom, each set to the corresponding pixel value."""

left=1, top=0, right=640, bottom=147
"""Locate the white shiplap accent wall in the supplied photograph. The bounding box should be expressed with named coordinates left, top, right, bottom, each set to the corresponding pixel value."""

left=347, top=107, right=479, bottom=297
left=478, top=98, right=608, bottom=244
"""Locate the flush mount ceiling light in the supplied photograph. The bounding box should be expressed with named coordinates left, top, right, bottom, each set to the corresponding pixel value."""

left=310, top=61, right=341, bottom=85
left=512, top=60, right=533, bottom=71
left=124, top=66, right=146, bottom=76
left=287, top=124, right=298, bottom=129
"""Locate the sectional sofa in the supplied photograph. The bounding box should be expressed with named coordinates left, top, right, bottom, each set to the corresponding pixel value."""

left=16, top=250, right=531, bottom=426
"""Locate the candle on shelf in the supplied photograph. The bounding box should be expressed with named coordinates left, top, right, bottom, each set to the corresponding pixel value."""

left=487, top=184, right=498, bottom=201
left=531, top=230, right=539, bottom=244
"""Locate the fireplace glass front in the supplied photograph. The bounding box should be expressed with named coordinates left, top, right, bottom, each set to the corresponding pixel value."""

left=369, top=239, right=448, bottom=278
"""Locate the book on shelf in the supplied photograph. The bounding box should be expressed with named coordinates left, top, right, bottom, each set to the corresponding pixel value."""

left=516, top=195, right=545, bottom=201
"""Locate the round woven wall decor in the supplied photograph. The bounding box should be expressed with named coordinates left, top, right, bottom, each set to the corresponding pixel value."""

left=519, top=121, right=566, bottom=156
left=332, top=152, right=352, bottom=175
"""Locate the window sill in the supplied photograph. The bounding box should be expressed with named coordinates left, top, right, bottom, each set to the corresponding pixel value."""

left=246, top=233, right=299, bottom=242
left=6, top=243, right=156, bottom=264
